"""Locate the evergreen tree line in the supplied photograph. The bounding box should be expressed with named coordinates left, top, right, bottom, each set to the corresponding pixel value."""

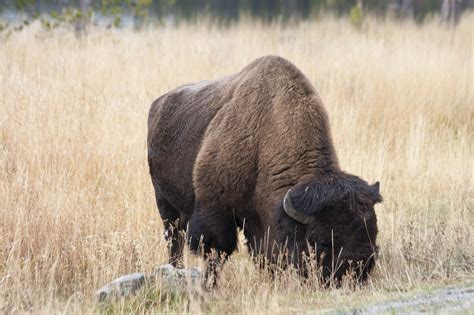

left=1, top=0, right=472, bottom=30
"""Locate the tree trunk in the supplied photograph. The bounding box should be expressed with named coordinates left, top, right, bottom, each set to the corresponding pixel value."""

left=387, top=0, right=414, bottom=19
left=441, top=0, right=460, bottom=26
left=75, top=0, right=90, bottom=35
left=401, top=0, right=414, bottom=19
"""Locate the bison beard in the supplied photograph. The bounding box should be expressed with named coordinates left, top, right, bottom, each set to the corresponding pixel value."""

left=147, top=55, right=382, bottom=288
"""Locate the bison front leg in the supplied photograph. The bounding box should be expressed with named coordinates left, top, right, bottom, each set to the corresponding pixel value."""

left=187, top=208, right=238, bottom=288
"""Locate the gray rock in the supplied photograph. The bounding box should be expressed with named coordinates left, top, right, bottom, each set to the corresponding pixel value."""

left=152, top=264, right=203, bottom=292
left=96, top=265, right=203, bottom=302
left=96, top=272, right=146, bottom=302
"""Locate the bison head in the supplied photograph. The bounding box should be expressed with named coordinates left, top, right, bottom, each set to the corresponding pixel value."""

left=282, top=173, right=382, bottom=284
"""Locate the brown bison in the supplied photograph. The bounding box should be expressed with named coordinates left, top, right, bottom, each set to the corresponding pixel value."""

left=147, top=55, right=382, bottom=286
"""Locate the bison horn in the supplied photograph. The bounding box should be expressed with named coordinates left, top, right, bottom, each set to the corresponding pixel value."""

left=283, top=189, right=315, bottom=225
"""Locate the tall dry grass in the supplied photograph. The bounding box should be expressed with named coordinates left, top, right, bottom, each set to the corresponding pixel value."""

left=0, top=15, right=473, bottom=313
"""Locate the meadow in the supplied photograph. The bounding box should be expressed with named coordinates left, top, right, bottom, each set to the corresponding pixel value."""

left=0, top=14, right=473, bottom=313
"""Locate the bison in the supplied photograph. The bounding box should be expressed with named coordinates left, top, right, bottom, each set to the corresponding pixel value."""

left=147, top=55, right=382, bottom=286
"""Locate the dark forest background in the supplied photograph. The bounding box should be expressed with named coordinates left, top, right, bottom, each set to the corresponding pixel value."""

left=1, top=0, right=472, bottom=30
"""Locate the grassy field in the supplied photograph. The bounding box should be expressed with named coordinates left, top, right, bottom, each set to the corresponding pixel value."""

left=1, top=15, right=473, bottom=313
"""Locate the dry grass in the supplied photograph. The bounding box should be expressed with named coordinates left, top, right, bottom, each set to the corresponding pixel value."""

left=1, top=15, right=473, bottom=313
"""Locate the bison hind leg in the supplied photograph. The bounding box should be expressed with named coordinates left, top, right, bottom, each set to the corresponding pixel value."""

left=154, top=193, right=188, bottom=268
left=187, top=208, right=238, bottom=288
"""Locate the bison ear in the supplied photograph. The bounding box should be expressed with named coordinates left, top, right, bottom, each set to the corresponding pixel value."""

left=371, top=182, right=380, bottom=194
left=370, top=181, right=382, bottom=203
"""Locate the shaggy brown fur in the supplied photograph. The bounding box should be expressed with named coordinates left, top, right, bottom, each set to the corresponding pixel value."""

left=147, top=55, right=382, bottom=285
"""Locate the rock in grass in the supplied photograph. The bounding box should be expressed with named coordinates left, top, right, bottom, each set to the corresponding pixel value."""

left=96, top=272, right=146, bottom=302
left=96, top=265, right=203, bottom=302
left=153, top=264, right=202, bottom=292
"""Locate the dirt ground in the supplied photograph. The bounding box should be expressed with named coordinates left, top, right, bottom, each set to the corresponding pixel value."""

left=339, top=284, right=474, bottom=314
